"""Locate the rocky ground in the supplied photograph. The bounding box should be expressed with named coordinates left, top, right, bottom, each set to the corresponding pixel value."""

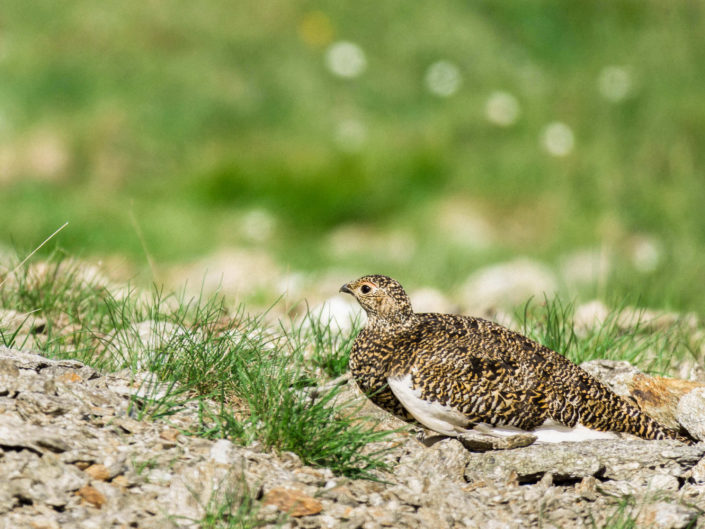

left=1, top=346, right=705, bottom=529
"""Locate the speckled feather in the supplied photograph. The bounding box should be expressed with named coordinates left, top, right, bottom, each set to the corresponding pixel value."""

left=342, top=274, right=690, bottom=443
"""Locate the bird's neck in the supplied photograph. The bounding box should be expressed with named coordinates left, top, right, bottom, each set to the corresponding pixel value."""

left=367, top=310, right=417, bottom=330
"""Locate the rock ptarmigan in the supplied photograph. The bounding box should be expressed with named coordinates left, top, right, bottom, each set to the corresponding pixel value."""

left=340, top=274, right=690, bottom=446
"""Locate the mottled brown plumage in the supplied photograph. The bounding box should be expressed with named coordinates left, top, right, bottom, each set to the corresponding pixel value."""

left=341, top=274, right=690, bottom=443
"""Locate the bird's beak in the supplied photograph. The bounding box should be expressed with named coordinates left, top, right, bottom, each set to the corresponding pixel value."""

left=339, top=283, right=352, bottom=295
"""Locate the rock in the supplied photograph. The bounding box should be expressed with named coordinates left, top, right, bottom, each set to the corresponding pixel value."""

left=463, top=439, right=705, bottom=484
left=580, top=359, right=641, bottom=398
left=0, top=347, right=85, bottom=371
left=306, top=296, right=364, bottom=333
left=559, top=249, right=610, bottom=288
left=262, top=487, right=323, bottom=517
left=573, top=301, right=699, bottom=338
left=0, top=357, right=20, bottom=377
left=624, top=374, right=703, bottom=432
left=0, top=413, right=72, bottom=453
left=400, top=437, right=473, bottom=483
left=618, top=307, right=698, bottom=333
left=56, top=371, right=82, bottom=384
left=24, top=515, right=60, bottom=529
left=0, top=309, right=47, bottom=336
left=674, top=357, right=705, bottom=384
left=475, top=308, right=520, bottom=332
left=581, top=359, right=705, bottom=433
left=3, top=325, right=705, bottom=528
left=76, top=485, right=107, bottom=508
left=635, top=502, right=698, bottom=529
left=676, top=387, right=705, bottom=441
left=209, top=439, right=239, bottom=465
left=573, top=300, right=611, bottom=337
left=159, top=428, right=181, bottom=443
left=459, top=259, right=557, bottom=312
left=457, top=431, right=536, bottom=451
left=575, top=476, right=599, bottom=501
left=84, top=464, right=111, bottom=481
left=645, top=473, right=680, bottom=492
left=166, top=248, right=281, bottom=299
left=146, top=468, right=172, bottom=485
left=409, top=288, right=456, bottom=315
left=688, top=455, right=705, bottom=484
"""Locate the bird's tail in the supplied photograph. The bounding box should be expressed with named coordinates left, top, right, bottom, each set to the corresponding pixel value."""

left=556, top=368, right=693, bottom=444
left=618, top=398, right=692, bottom=443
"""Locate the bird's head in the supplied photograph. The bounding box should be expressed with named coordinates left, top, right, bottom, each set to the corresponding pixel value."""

left=339, top=275, right=414, bottom=327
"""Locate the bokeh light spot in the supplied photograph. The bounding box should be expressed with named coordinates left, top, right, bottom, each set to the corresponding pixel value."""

left=541, top=122, right=574, bottom=157
left=26, top=129, right=70, bottom=180
left=425, top=61, right=462, bottom=98
left=598, top=66, right=632, bottom=102
left=241, top=209, right=276, bottom=243
left=334, top=119, right=367, bottom=152
left=298, top=11, right=334, bottom=49
left=631, top=236, right=661, bottom=273
left=325, top=41, right=366, bottom=79
left=485, top=91, right=520, bottom=126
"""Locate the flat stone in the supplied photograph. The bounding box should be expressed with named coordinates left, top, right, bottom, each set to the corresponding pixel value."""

left=84, top=464, right=110, bottom=481
left=676, top=387, right=705, bottom=440
left=0, top=347, right=83, bottom=371
left=0, top=413, right=72, bottom=453
left=464, top=439, right=705, bottom=484
left=262, top=487, right=323, bottom=517
left=459, top=259, right=557, bottom=312
left=581, top=359, right=705, bottom=432
left=1, top=303, right=704, bottom=529
left=400, top=437, right=472, bottom=483
left=76, top=485, right=106, bottom=509
left=0, top=359, right=20, bottom=377
left=635, top=502, right=698, bottom=529
left=0, top=310, right=47, bottom=336
left=458, top=431, right=536, bottom=451
left=209, top=439, right=238, bottom=465
left=579, top=359, right=640, bottom=398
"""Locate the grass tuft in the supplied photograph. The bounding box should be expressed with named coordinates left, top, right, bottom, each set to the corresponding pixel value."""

left=196, top=474, right=278, bottom=529
left=286, top=304, right=362, bottom=380
left=590, top=497, right=638, bottom=529
left=0, top=254, right=391, bottom=478
left=518, top=295, right=695, bottom=375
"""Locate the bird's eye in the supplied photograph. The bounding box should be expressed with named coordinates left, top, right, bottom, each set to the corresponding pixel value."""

left=360, top=284, right=372, bottom=294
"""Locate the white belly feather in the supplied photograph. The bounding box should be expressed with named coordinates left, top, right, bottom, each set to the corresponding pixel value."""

left=387, top=373, right=618, bottom=443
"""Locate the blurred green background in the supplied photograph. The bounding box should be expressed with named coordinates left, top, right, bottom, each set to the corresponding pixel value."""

left=1, top=1, right=704, bottom=311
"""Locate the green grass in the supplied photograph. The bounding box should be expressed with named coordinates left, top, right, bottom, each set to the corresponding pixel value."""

left=194, top=475, right=279, bottom=529
left=3, top=254, right=705, bottom=529
left=287, top=303, right=361, bottom=379
left=0, top=254, right=391, bottom=478
left=590, top=497, right=639, bottom=529
left=2, top=1, right=705, bottom=315
left=3, top=255, right=704, bottom=527
left=518, top=296, right=698, bottom=374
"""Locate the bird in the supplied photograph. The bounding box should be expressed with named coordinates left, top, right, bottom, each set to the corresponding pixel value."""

left=340, top=274, right=691, bottom=446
